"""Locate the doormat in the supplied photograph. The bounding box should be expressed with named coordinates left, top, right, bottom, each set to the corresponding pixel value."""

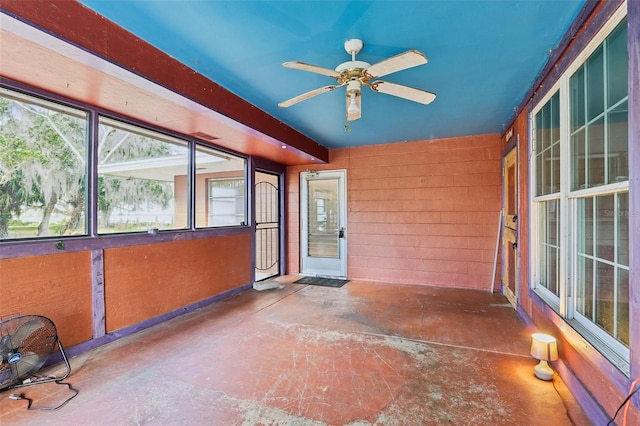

left=294, top=277, right=349, bottom=288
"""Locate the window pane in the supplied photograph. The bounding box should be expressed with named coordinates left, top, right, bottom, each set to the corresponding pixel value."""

left=534, top=92, right=559, bottom=196
left=536, top=153, right=544, bottom=196
left=538, top=200, right=560, bottom=297
left=194, top=145, right=246, bottom=228
left=0, top=89, right=88, bottom=239
left=570, top=67, right=585, bottom=131
left=571, top=129, right=586, bottom=190
left=587, top=117, right=605, bottom=188
left=586, top=46, right=604, bottom=122
left=618, top=192, right=629, bottom=265
left=97, top=118, right=188, bottom=233
left=595, top=195, right=614, bottom=262
left=207, top=178, right=246, bottom=227
left=594, top=261, right=614, bottom=336
left=550, top=93, right=560, bottom=142
left=607, top=20, right=628, bottom=107
left=547, top=246, right=559, bottom=296
left=535, top=112, right=544, bottom=154
left=617, top=268, right=629, bottom=346
left=542, top=98, right=551, bottom=151
left=578, top=197, right=594, bottom=256
left=547, top=201, right=559, bottom=246
left=607, top=101, right=628, bottom=183
left=576, top=255, right=594, bottom=318
left=551, top=143, right=560, bottom=194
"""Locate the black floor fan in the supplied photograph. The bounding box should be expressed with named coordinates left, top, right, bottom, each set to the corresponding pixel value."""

left=0, top=315, right=78, bottom=410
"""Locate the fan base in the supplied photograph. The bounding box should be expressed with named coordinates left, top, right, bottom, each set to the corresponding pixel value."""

left=344, top=39, right=363, bottom=55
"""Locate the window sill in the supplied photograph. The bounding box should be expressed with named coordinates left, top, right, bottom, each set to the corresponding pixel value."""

left=530, top=289, right=630, bottom=386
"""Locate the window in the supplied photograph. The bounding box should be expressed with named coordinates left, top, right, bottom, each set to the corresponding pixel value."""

left=195, top=145, right=246, bottom=228
left=0, top=88, right=88, bottom=239
left=531, top=12, right=628, bottom=366
left=97, top=117, right=189, bottom=233
left=207, top=178, right=245, bottom=227
left=0, top=86, right=250, bottom=242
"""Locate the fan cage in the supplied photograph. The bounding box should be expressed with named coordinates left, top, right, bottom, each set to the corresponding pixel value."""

left=0, top=315, right=62, bottom=391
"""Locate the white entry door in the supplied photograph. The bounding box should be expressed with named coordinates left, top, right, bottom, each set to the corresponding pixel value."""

left=300, top=170, right=347, bottom=278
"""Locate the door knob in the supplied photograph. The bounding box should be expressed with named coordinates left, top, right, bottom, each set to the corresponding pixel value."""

left=339, top=227, right=345, bottom=238
left=512, top=241, right=517, bottom=249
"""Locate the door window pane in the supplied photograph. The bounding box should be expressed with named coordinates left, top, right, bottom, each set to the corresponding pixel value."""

left=0, top=89, right=88, bottom=239
left=98, top=117, right=188, bottom=233
left=308, top=178, right=339, bottom=258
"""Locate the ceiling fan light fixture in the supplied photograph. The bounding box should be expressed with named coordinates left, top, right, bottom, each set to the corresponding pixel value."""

left=346, top=80, right=361, bottom=121
left=347, top=92, right=360, bottom=115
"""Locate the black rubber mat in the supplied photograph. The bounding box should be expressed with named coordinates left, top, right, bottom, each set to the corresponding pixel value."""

left=294, top=276, right=349, bottom=287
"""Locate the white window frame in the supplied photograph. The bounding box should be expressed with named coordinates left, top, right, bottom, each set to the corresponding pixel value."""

left=207, top=177, right=246, bottom=227
left=529, top=3, right=629, bottom=366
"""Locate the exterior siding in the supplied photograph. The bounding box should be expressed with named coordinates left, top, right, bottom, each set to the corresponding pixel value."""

left=287, top=133, right=502, bottom=290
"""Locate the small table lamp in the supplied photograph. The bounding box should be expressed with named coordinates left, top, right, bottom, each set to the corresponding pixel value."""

left=530, top=333, right=558, bottom=381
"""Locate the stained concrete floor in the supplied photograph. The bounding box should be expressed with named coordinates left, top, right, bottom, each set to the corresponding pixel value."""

left=0, top=277, right=590, bottom=425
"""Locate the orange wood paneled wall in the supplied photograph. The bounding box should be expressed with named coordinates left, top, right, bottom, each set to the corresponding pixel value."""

left=0, top=233, right=252, bottom=348
left=104, top=234, right=251, bottom=332
left=287, top=133, right=502, bottom=290
left=0, top=252, right=93, bottom=347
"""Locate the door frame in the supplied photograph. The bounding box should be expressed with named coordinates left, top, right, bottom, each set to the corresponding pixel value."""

left=502, top=140, right=519, bottom=307
left=300, top=170, right=347, bottom=278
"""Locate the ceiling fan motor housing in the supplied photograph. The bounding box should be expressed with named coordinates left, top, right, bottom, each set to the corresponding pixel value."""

left=344, top=39, right=363, bottom=55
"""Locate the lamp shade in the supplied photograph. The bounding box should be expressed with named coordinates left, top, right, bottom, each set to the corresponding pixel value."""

left=530, top=333, right=558, bottom=361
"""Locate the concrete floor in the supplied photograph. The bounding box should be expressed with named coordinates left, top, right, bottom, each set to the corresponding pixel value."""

left=0, top=277, right=590, bottom=425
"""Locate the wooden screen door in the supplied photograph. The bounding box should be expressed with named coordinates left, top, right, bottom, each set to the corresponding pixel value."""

left=502, top=147, right=518, bottom=307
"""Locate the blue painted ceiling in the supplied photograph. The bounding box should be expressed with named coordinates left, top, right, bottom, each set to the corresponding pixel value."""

left=78, top=0, right=586, bottom=149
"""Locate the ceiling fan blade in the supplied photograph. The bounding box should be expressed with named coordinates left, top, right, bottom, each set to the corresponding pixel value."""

left=282, top=61, right=341, bottom=79
left=278, top=85, right=342, bottom=108
left=370, top=81, right=437, bottom=105
left=365, top=50, right=428, bottom=79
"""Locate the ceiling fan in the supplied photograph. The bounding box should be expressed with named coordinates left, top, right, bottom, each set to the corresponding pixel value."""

left=278, top=39, right=436, bottom=122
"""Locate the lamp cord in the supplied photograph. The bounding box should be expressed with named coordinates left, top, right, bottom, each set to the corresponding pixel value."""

left=606, top=378, right=640, bottom=426
left=552, top=374, right=576, bottom=426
